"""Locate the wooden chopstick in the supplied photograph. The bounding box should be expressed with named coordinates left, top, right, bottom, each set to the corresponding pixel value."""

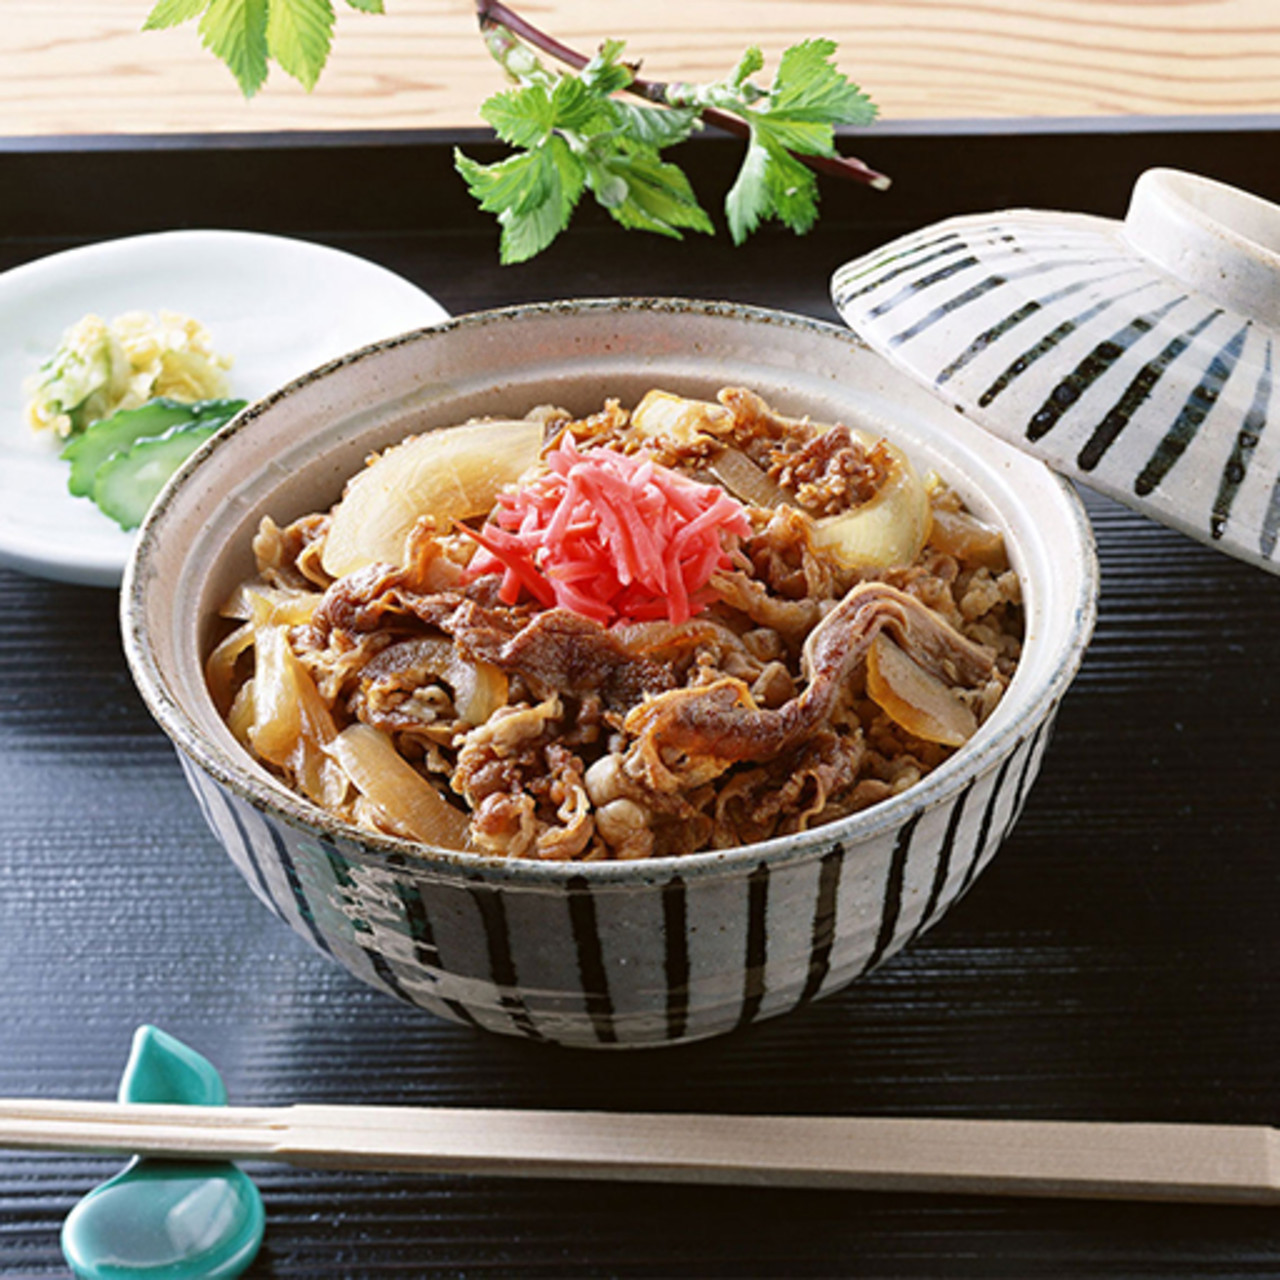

left=3, top=1100, right=1279, bottom=1204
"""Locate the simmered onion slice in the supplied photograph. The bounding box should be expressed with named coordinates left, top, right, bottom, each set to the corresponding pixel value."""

left=708, top=446, right=791, bottom=508
left=928, top=506, right=1008, bottom=570
left=206, top=585, right=322, bottom=713
left=631, top=392, right=932, bottom=573
left=322, top=418, right=544, bottom=578
left=326, top=723, right=471, bottom=850
left=406, top=636, right=508, bottom=726
left=866, top=632, right=978, bottom=747
left=249, top=626, right=346, bottom=809
left=811, top=442, right=932, bottom=571
left=629, top=389, right=730, bottom=447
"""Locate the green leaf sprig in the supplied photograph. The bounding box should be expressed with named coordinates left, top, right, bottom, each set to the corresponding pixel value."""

left=458, top=2, right=882, bottom=262
left=664, top=40, right=881, bottom=245
left=455, top=36, right=714, bottom=265
left=142, top=0, right=887, bottom=263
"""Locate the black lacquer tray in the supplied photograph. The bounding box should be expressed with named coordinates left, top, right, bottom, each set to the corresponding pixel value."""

left=3, top=118, right=1280, bottom=1278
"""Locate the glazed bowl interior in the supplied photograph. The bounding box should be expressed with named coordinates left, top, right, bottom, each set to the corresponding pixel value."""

left=124, top=298, right=1097, bottom=882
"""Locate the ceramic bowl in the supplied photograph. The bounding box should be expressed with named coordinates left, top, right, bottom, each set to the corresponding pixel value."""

left=832, top=168, right=1280, bottom=575
left=121, top=299, right=1098, bottom=1049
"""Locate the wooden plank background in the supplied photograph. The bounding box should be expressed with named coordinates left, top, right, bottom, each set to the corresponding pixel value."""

left=3, top=0, right=1280, bottom=138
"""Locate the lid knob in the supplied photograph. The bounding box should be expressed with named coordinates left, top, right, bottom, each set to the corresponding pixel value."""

left=1124, top=168, right=1280, bottom=331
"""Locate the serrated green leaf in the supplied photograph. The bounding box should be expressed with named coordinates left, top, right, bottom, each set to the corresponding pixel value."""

left=267, top=0, right=334, bottom=91
left=549, top=73, right=603, bottom=133
left=751, top=112, right=835, bottom=159
left=457, top=138, right=585, bottom=264
left=546, top=132, right=587, bottom=209
left=198, top=0, right=269, bottom=96
left=143, top=0, right=207, bottom=30
left=596, top=149, right=714, bottom=239
left=772, top=37, right=837, bottom=88
left=610, top=99, right=700, bottom=149
left=496, top=138, right=585, bottom=264
left=482, top=85, right=556, bottom=148
left=146, top=0, right=380, bottom=91
left=455, top=149, right=547, bottom=215
left=725, top=132, right=820, bottom=243
left=482, top=77, right=605, bottom=148
left=760, top=139, right=819, bottom=233
left=724, top=139, right=770, bottom=245
left=771, top=38, right=877, bottom=125
left=730, top=45, right=765, bottom=88
left=594, top=38, right=629, bottom=68
left=580, top=39, right=633, bottom=98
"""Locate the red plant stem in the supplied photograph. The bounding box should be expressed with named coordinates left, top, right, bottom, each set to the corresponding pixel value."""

left=474, top=0, right=890, bottom=190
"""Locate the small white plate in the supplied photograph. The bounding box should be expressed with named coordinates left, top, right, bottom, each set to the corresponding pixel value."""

left=0, top=229, right=450, bottom=587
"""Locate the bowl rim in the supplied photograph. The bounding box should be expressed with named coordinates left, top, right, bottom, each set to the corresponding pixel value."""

left=121, top=296, right=1100, bottom=887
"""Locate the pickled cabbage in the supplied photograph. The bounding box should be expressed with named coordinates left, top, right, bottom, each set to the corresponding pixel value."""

left=25, top=310, right=233, bottom=438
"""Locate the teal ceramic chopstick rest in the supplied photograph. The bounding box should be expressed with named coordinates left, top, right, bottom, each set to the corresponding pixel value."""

left=61, top=1026, right=265, bottom=1280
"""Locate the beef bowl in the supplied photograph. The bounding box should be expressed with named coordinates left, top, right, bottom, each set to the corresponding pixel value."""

left=121, top=299, right=1097, bottom=1049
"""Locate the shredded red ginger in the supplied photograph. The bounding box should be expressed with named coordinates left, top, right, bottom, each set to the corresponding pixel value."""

left=462, top=436, right=752, bottom=625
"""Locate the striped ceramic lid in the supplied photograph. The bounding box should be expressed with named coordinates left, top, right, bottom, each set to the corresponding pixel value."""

left=832, top=168, right=1280, bottom=574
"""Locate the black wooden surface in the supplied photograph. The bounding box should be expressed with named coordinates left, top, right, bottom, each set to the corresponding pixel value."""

left=4, top=126, right=1280, bottom=1278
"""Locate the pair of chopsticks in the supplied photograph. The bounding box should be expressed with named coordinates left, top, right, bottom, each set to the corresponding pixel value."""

left=3, top=1100, right=1278, bottom=1204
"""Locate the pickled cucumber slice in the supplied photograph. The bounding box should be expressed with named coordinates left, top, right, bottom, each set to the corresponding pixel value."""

left=60, top=397, right=244, bottom=497
left=92, top=426, right=217, bottom=531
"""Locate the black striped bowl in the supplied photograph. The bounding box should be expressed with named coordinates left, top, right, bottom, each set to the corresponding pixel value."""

left=121, top=299, right=1098, bottom=1048
left=832, top=168, right=1280, bottom=575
